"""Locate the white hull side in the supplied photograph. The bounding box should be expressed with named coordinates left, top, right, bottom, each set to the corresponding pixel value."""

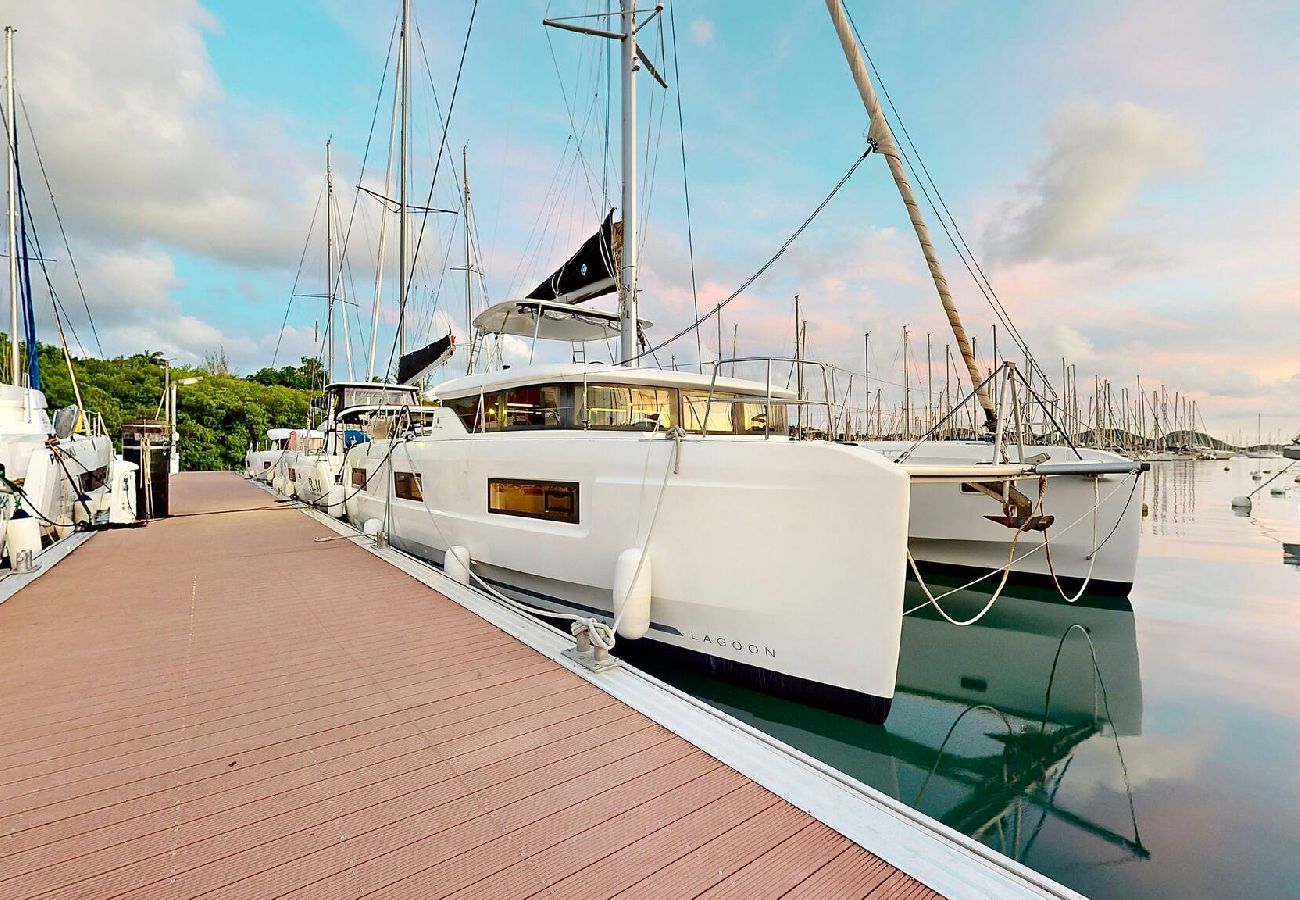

left=868, top=441, right=1142, bottom=591
left=245, top=448, right=284, bottom=480
left=344, top=415, right=910, bottom=714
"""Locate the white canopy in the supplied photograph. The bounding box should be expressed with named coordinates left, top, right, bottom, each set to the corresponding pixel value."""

left=472, top=299, right=651, bottom=343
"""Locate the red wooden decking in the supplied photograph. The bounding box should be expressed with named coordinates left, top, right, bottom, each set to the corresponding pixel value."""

left=0, top=472, right=940, bottom=899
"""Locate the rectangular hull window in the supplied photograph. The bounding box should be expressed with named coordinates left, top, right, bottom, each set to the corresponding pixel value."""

left=350, top=468, right=367, bottom=488
left=488, top=479, right=579, bottom=524
left=288, top=468, right=297, bottom=482
left=394, top=471, right=423, bottom=501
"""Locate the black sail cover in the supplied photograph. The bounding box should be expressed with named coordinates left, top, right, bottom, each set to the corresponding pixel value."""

left=526, top=210, right=623, bottom=304
left=397, top=333, right=455, bottom=384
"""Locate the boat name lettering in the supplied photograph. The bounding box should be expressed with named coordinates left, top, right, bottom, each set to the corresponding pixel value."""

left=693, top=634, right=776, bottom=658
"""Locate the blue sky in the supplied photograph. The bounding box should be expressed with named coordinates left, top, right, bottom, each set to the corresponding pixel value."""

left=7, top=1, right=1299, bottom=439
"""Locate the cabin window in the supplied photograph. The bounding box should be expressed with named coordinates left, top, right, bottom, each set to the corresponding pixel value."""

left=488, top=478, right=579, bottom=524
left=288, top=468, right=298, bottom=482
left=681, top=391, right=737, bottom=434
left=394, top=471, right=423, bottom=501
left=734, top=399, right=787, bottom=435
left=583, top=385, right=676, bottom=431
left=447, top=395, right=481, bottom=432
left=350, top=467, right=367, bottom=488
left=78, top=466, right=109, bottom=493
left=503, top=384, right=569, bottom=430
left=263, top=461, right=272, bottom=469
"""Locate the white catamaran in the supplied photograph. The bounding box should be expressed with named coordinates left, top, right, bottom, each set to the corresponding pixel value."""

left=325, top=1, right=1143, bottom=720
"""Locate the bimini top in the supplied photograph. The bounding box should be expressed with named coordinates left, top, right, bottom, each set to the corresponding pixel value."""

left=472, top=299, right=652, bottom=343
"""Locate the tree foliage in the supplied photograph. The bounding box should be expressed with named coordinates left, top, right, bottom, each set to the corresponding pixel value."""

left=19, top=338, right=319, bottom=472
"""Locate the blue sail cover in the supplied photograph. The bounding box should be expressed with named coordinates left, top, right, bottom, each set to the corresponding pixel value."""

left=14, top=140, right=39, bottom=390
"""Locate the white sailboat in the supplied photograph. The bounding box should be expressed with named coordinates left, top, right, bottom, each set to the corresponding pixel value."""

left=245, top=427, right=322, bottom=482
left=0, top=25, right=116, bottom=562
left=815, top=2, right=1145, bottom=595
left=334, top=1, right=1140, bottom=720
left=272, top=131, right=444, bottom=511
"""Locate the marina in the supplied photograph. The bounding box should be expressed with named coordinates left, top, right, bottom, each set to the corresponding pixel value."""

left=0, top=473, right=1066, bottom=898
left=1, top=0, right=1297, bottom=897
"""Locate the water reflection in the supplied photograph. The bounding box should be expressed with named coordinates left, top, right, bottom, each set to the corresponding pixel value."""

left=641, top=584, right=1147, bottom=873
left=1143, top=461, right=1199, bottom=535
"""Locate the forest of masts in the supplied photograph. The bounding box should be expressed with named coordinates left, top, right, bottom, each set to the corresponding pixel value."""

left=706, top=305, right=1247, bottom=453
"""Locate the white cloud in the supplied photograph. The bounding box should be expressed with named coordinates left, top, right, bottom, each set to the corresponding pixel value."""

left=689, top=17, right=716, bottom=47
left=986, top=102, right=1200, bottom=265
left=9, top=0, right=314, bottom=269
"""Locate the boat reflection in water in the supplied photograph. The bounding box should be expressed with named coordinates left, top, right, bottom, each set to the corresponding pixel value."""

left=641, top=583, right=1148, bottom=869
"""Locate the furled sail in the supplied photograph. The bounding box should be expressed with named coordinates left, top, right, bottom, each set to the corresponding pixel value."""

left=526, top=210, right=622, bottom=305
left=397, top=333, right=455, bottom=384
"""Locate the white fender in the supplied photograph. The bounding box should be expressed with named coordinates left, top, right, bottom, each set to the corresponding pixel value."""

left=362, top=517, right=383, bottom=536
left=326, top=483, right=346, bottom=517
left=271, top=475, right=286, bottom=495
left=1230, top=495, right=1252, bottom=510
left=6, top=511, right=42, bottom=566
left=612, top=548, right=652, bottom=640
left=310, top=461, right=334, bottom=506
left=444, top=545, right=472, bottom=585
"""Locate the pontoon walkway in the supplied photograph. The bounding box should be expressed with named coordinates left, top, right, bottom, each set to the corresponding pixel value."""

left=0, top=473, right=1070, bottom=898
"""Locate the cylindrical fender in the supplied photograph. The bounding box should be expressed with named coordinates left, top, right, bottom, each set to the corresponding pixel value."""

left=444, top=545, right=472, bottom=586
left=613, top=548, right=652, bottom=640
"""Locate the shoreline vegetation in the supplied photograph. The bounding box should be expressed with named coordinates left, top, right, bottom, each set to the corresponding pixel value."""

left=20, top=338, right=320, bottom=471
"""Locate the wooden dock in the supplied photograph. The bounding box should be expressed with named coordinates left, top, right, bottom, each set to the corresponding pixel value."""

left=0, top=472, right=1052, bottom=898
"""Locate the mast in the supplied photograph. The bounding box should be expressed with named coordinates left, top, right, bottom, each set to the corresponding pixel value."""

left=325, top=138, right=334, bottom=384
left=824, top=0, right=996, bottom=430
left=926, top=332, right=933, bottom=435
left=462, top=144, right=474, bottom=374
left=618, top=0, right=639, bottom=364
left=5, top=26, right=18, bottom=386
left=863, top=331, right=870, bottom=437
left=902, top=325, right=911, bottom=439
left=397, top=0, right=411, bottom=359
left=542, top=1, right=666, bottom=366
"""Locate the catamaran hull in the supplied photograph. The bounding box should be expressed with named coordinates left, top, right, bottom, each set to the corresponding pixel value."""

left=344, top=422, right=910, bottom=722
left=868, top=442, right=1143, bottom=595
left=245, top=449, right=284, bottom=481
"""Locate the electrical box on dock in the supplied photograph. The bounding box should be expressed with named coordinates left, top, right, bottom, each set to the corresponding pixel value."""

left=121, top=420, right=171, bottom=519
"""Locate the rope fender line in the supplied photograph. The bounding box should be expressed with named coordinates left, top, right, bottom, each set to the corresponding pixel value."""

left=906, top=470, right=1141, bottom=622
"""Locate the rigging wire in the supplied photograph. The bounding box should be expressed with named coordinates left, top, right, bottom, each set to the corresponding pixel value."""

left=271, top=186, right=324, bottom=368
left=325, top=16, right=400, bottom=354
left=402, top=0, right=478, bottom=330
left=843, top=3, right=1054, bottom=398
left=14, top=96, right=102, bottom=356
left=13, top=166, right=90, bottom=358
left=667, top=6, right=703, bottom=371
left=629, top=146, right=875, bottom=363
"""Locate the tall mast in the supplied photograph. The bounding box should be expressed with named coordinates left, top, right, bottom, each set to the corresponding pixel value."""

left=325, top=138, right=334, bottom=384
left=397, top=0, right=411, bottom=359
left=462, top=144, right=475, bottom=374
left=5, top=27, right=18, bottom=386
left=618, top=0, right=639, bottom=365
left=824, top=0, right=996, bottom=430
left=902, top=325, right=910, bottom=439
left=863, top=331, right=870, bottom=437
left=542, top=1, right=666, bottom=365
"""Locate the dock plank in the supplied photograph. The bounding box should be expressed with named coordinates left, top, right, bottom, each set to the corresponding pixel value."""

left=0, top=472, right=940, bottom=899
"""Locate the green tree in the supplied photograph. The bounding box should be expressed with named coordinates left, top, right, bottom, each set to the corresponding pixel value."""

left=21, top=337, right=317, bottom=471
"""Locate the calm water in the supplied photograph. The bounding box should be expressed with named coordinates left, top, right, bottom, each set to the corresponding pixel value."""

left=641, top=457, right=1300, bottom=899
